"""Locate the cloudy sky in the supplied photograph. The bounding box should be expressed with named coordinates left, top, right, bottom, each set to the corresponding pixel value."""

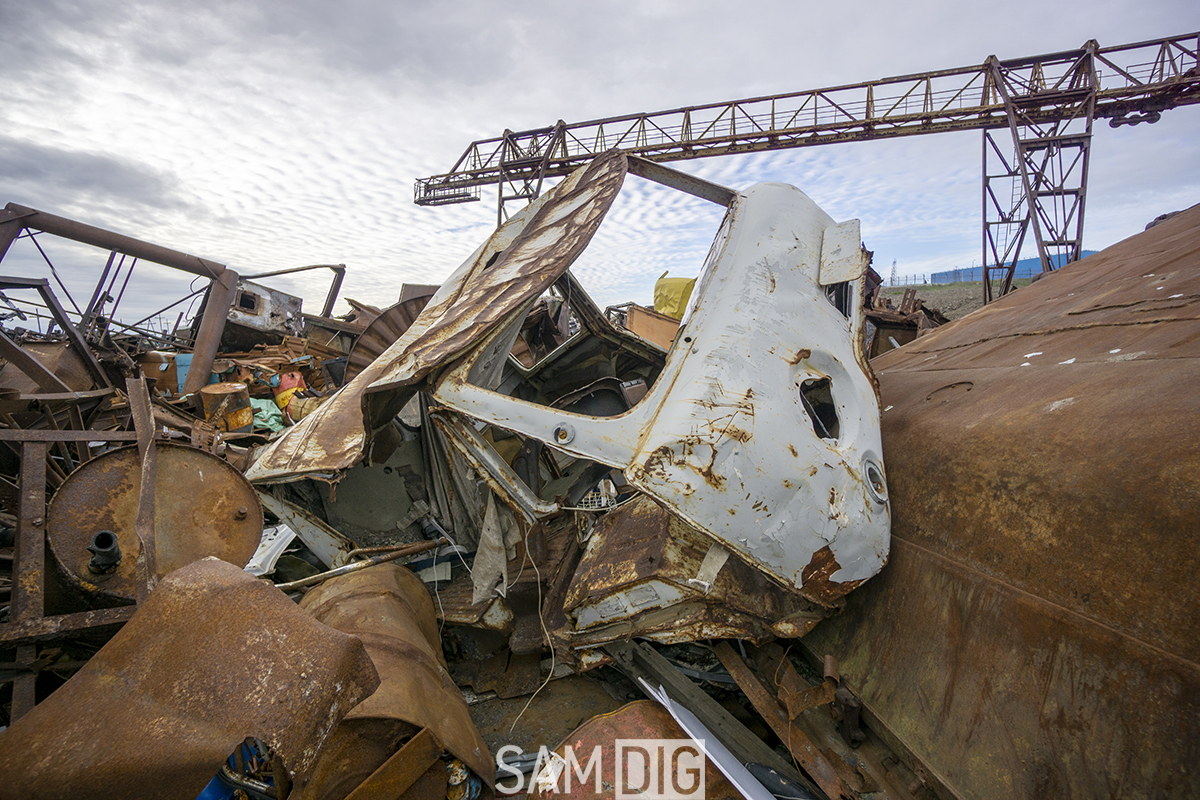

left=2, top=0, right=1197, bottom=326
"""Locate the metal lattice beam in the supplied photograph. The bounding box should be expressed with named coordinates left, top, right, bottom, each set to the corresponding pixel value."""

left=983, top=42, right=1099, bottom=301
left=414, top=32, right=1199, bottom=301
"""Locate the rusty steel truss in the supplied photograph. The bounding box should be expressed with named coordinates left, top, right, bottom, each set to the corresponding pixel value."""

left=414, top=32, right=1200, bottom=301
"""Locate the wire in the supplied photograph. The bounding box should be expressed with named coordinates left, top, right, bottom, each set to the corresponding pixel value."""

left=507, top=542, right=556, bottom=732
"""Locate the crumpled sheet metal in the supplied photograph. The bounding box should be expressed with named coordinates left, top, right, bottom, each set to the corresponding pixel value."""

left=296, top=563, right=494, bottom=797
left=564, top=495, right=832, bottom=641
left=0, top=558, right=380, bottom=800
left=245, top=150, right=626, bottom=484
left=804, top=203, right=1200, bottom=798
left=434, top=182, right=889, bottom=596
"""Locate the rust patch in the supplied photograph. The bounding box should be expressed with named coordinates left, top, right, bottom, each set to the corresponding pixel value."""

left=46, top=443, right=263, bottom=604
left=788, top=444, right=798, bottom=457
left=723, top=426, right=751, bottom=443
left=788, top=348, right=813, bottom=365
left=801, top=545, right=864, bottom=605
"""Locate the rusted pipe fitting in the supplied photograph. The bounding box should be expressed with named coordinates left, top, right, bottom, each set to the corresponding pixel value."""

left=87, top=530, right=122, bottom=574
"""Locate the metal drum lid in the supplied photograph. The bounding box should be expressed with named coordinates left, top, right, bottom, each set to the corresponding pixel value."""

left=47, top=442, right=263, bottom=602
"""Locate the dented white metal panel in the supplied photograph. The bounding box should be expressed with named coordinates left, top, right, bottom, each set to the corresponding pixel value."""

left=819, top=219, right=868, bottom=285
left=433, top=183, right=889, bottom=594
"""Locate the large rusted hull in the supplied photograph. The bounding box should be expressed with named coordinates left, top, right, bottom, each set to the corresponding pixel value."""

left=804, top=205, right=1200, bottom=798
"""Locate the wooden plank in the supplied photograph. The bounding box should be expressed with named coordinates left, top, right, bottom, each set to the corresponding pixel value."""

left=13, top=442, right=47, bottom=623
left=0, top=606, right=136, bottom=646
left=10, top=645, right=37, bottom=721
left=126, top=377, right=158, bottom=600
left=0, top=429, right=138, bottom=442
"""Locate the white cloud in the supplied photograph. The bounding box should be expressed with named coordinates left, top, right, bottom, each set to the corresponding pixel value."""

left=2, top=0, right=1197, bottom=323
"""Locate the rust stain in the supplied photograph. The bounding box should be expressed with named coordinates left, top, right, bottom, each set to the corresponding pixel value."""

left=801, top=545, right=865, bottom=605
left=788, top=348, right=812, bottom=365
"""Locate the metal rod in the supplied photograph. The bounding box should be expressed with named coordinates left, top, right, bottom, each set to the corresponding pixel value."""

left=27, top=233, right=82, bottom=316
left=110, top=257, right=137, bottom=318
left=4, top=203, right=227, bottom=279
left=80, top=250, right=117, bottom=331
left=273, top=538, right=446, bottom=592
left=128, top=284, right=208, bottom=328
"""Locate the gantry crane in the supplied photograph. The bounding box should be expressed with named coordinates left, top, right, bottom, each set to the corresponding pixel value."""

left=414, top=33, right=1199, bottom=302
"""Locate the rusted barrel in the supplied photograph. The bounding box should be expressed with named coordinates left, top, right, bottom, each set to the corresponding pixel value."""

left=200, top=381, right=253, bottom=433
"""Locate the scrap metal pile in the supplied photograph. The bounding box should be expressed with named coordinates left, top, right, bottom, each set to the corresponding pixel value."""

left=3, top=150, right=1193, bottom=799
left=0, top=152, right=901, bottom=799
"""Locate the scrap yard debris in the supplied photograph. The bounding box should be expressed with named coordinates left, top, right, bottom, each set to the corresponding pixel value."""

left=0, top=156, right=1196, bottom=800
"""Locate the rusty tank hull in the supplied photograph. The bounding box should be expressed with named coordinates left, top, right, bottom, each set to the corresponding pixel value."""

left=804, top=204, right=1200, bottom=798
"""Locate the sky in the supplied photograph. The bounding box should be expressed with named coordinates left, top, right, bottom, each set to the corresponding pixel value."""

left=1, top=0, right=1197, bottom=327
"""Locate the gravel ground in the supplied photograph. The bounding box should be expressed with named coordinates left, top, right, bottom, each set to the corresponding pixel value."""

left=879, top=279, right=1033, bottom=320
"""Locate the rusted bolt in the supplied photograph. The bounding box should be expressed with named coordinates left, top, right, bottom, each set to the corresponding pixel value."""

left=234, top=506, right=248, bottom=520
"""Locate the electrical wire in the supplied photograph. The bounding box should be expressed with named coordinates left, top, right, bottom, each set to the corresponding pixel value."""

left=507, top=543, right=555, bottom=732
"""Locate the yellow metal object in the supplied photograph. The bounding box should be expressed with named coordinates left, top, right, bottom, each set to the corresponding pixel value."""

left=653, top=271, right=695, bottom=319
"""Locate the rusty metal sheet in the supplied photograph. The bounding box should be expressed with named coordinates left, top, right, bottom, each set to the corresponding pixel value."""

left=804, top=204, right=1200, bottom=798
left=221, top=278, right=304, bottom=350
left=343, top=296, right=430, bottom=383
left=526, top=700, right=744, bottom=800
left=433, top=182, right=889, bottom=597
left=0, top=558, right=380, bottom=800
left=564, top=496, right=832, bottom=643
left=245, top=151, right=626, bottom=484
left=46, top=442, right=263, bottom=603
left=295, top=563, right=494, bottom=798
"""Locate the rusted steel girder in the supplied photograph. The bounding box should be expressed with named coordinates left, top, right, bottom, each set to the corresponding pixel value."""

left=0, top=204, right=238, bottom=395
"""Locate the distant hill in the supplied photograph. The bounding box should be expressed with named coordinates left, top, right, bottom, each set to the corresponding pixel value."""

left=931, top=251, right=1098, bottom=284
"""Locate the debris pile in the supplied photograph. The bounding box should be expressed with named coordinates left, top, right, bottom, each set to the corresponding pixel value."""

left=861, top=285, right=949, bottom=359
left=1, top=153, right=950, bottom=800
